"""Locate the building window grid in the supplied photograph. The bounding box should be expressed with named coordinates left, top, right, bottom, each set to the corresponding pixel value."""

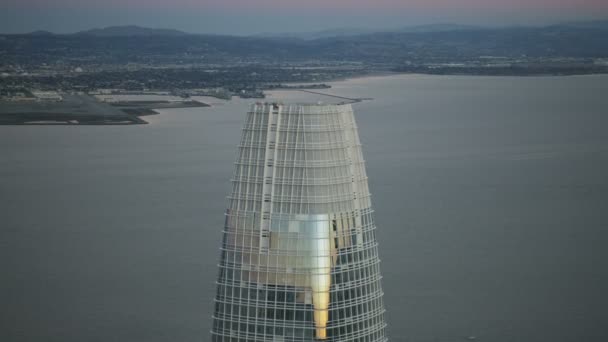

left=211, top=105, right=388, bottom=337
left=217, top=256, right=383, bottom=285
left=212, top=297, right=386, bottom=327
left=214, top=279, right=384, bottom=310
left=212, top=321, right=387, bottom=342
left=213, top=304, right=385, bottom=336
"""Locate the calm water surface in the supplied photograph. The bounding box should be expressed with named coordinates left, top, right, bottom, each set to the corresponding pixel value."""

left=1, top=75, right=607, bottom=342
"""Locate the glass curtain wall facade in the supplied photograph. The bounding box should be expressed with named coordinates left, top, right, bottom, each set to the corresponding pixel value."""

left=211, top=103, right=388, bottom=342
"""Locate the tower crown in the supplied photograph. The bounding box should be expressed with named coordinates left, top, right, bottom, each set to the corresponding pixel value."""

left=212, top=103, right=388, bottom=342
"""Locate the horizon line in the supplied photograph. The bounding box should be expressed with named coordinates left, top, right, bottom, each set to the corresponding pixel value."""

left=3, top=18, right=608, bottom=36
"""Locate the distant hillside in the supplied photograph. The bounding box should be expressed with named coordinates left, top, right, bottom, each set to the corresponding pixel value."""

left=3, top=21, right=608, bottom=68
left=75, top=25, right=189, bottom=37
left=254, top=27, right=377, bottom=40
left=396, top=23, right=481, bottom=33
left=27, top=30, right=55, bottom=36
left=252, top=22, right=602, bottom=40
left=252, top=24, right=479, bottom=39
left=554, top=20, right=608, bottom=30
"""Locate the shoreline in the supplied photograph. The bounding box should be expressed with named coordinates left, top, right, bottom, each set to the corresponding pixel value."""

left=274, top=70, right=608, bottom=96
left=4, top=73, right=607, bottom=125
left=345, top=70, right=608, bottom=81
left=0, top=94, right=211, bottom=126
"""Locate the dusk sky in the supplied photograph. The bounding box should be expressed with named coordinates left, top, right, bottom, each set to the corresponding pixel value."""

left=2, top=0, right=608, bottom=34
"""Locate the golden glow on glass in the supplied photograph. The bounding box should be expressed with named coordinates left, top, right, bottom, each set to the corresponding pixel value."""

left=237, top=214, right=333, bottom=339
left=309, top=217, right=331, bottom=340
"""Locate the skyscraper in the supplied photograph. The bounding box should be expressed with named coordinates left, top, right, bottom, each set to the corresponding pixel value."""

left=211, top=102, right=388, bottom=342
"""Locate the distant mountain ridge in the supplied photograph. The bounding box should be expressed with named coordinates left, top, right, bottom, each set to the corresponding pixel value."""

left=14, top=20, right=608, bottom=39
left=27, top=30, right=55, bottom=36
left=252, top=24, right=480, bottom=39
left=74, top=25, right=190, bottom=37
left=253, top=27, right=377, bottom=40
left=248, top=21, right=608, bottom=39
left=3, top=20, right=608, bottom=77
left=396, top=23, right=481, bottom=33
left=552, top=20, right=608, bottom=30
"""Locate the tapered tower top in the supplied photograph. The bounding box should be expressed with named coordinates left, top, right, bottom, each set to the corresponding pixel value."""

left=211, top=102, right=388, bottom=342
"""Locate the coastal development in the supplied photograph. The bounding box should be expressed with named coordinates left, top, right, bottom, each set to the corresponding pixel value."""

left=0, top=91, right=209, bottom=125
left=2, top=22, right=608, bottom=124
